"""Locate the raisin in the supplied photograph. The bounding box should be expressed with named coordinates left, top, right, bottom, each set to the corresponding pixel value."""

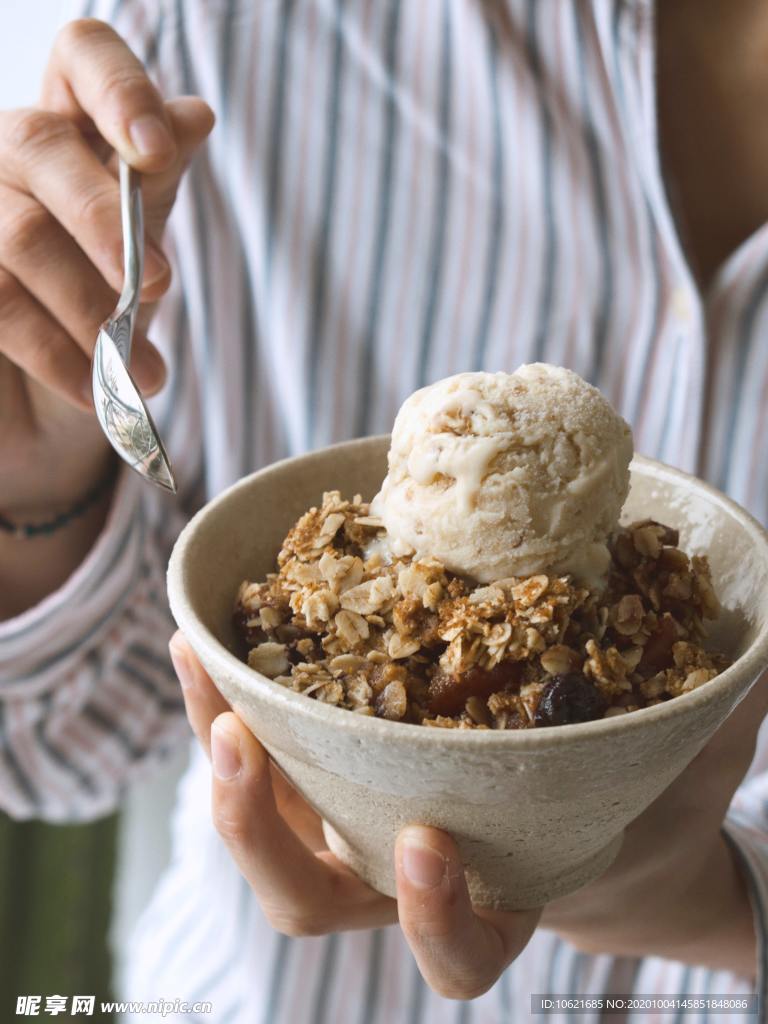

left=428, top=662, right=521, bottom=717
left=533, top=673, right=606, bottom=727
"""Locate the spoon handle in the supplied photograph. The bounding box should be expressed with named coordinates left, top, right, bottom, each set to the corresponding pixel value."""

left=114, top=158, right=144, bottom=343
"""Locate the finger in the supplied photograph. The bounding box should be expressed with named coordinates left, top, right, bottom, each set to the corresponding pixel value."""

left=0, top=186, right=167, bottom=389
left=167, top=633, right=325, bottom=851
left=168, top=631, right=229, bottom=759
left=41, top=18, right=176, bottom=171
left=210, top=711, right=397, bottom=935
left=135, top=96, right=215, bottom=238
left=395, top=826, right=541, bottom=1000
left=269, top=763, right=328, bottom=853
left=0, top=110, right=171, bottom=294
left=0, top=268, right=93, bottom=408
left=0, top=356, right=32, bottom=433
left=0, top=97, right=212, bottom=296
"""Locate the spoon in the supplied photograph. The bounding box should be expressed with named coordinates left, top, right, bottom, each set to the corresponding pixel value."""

left=91, top=158, right=176, bottom=493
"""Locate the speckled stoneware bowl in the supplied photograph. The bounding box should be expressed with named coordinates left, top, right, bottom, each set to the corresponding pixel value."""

left=167, top=436, right=768, bottom=910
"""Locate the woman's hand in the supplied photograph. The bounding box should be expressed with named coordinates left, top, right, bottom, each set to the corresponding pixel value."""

left=539, top=670, right=768, bottom=979
left=0, top=18, right=214, bottom=517
left=0, top=19, right=214, bottom=619
left=169, top=632, right=541, bottom=1000
left=170, top=629, right=764, bottom=992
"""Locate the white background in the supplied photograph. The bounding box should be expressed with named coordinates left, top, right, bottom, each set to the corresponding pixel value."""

left=0, top=0, right=187, bottom=1005
left=0, top=1, right=69, bottom=107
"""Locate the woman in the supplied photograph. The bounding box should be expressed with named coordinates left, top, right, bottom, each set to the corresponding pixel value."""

left=1, top=1, right=767, bottom=1020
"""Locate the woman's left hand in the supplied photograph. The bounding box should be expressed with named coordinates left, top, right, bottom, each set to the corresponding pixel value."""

left=169, top=631, right=541, bottom=1000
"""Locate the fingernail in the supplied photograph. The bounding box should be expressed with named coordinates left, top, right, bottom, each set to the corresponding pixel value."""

left=168, top=635, right=193, bottom=689
left=132, top=342, right=167, bottom=392
left=129, top=114, right=173, bottom=157
left=211, top=721, right=241, bottom=780
left=401, top=832, right=447, bottom=891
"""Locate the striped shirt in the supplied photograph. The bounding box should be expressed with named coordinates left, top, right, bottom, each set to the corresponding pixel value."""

left=1, top=0, right=768, bottom=1020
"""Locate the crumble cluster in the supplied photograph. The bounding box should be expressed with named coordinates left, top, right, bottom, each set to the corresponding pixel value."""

left=233, top=491, right=728, bottom=729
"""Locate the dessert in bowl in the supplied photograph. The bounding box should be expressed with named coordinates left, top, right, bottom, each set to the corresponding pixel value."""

left=167, top=367, right=768, bottom=909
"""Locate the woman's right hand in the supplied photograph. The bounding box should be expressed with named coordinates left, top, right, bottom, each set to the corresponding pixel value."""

left=0, top=18, right=214, bottom=517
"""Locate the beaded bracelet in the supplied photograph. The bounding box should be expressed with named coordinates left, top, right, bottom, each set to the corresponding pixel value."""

left=0, top=467, right=118, bottom=539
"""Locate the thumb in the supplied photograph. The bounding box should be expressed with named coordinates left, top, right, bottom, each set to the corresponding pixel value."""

left=395, top=826, right=542, bottom=1000
left=140, top=95, right=215, bottom=238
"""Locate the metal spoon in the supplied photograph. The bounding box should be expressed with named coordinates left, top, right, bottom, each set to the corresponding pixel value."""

left=91, top=158, right=176, bottom=493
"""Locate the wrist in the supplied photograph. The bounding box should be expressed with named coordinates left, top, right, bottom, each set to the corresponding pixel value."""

left=0, top=459, right=120, bottom=621
left=1, top=460, right=118, bottom=538
left=4, top=449, right=114, bottom=520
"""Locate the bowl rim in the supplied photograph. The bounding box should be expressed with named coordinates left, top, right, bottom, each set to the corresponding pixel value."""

left=167, top=436, right=768, bottom=749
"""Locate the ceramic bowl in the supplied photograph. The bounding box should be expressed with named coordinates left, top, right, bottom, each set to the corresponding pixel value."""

left=167, top=436, right=768, bottom=909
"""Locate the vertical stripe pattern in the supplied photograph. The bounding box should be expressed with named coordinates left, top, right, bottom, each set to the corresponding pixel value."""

left=4, top=1, right=768, bottom=1022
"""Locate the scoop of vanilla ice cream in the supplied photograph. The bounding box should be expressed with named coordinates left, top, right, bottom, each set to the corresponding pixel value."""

left=373, top=365, right=633, bottom=584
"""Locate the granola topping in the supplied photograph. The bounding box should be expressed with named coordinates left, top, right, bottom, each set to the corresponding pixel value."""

left=234, top=491, right=729, bottom=729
